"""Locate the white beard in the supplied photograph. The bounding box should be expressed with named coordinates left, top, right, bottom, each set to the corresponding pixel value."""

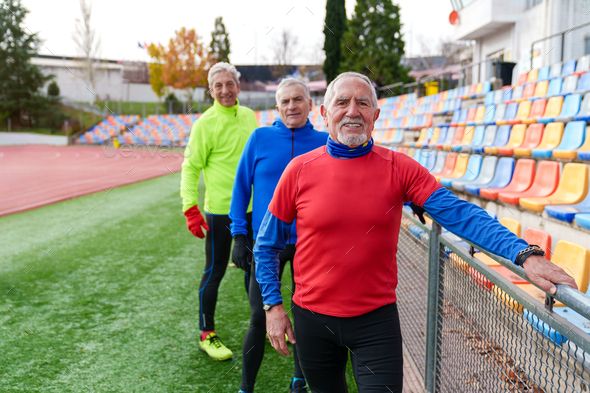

left=337, top=131, right=368, bottom=147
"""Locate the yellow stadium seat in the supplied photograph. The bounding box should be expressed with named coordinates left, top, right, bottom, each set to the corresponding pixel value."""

left=471, top=106, right=486, bottom=124
left=514, top=122, right=564, bottom=157
left=406, top=147, right=415, bottom=157
left=508, top=101, right=532, bottom=125
left=458, top=126, right=475, bottom=145
left=517, top=240, right=590, bottom=307
left=417, top=127, right=439, bottom=148
left=499, top=217, right=522, bottom=237
left=493, top=286, right=524, bottom=314
left=434, top=153, right=468, bottom=181
left=533, top=80, right=549, bottom=98
left=519, top=163, right=589, bottom=212
left=526, top=68, right=539, bottom=83
left=474, top=83, right=484, bottom=96
left=538, top=96, right=564, bottom=122
left=500, top=124, right=527, bottom=152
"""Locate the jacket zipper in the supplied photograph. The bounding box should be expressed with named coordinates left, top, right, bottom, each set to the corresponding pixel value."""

left=288, top=129, right=295, bottom=244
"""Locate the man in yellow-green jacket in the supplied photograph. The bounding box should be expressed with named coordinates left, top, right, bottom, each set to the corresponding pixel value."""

left=180, top=62, right=258, bottom=361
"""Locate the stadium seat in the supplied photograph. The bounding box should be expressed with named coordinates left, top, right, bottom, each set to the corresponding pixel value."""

left=576, top=72, right=590, bottom=94
left=460, top=107, right=477, bottom=126
left=554, top=93, right=582, bottom=122
left=521, top=98, right=546, bottom=124
left=519, top=83, right=536, bottom=102
left=577, top=126, right=590, bottom=161
left=480, top=158, right=534, bottom=201
left=474, top=125, right=498, bottom=154
left=436, top=126, right=456, bottom=149
left=413, top=148, right=422, bottom=162
left=552, top=121, right=587, bottom=159
left=497, top=124, right=526, bottom=156
left=576, top=213, right=590, bottom=230
left=508, top=100, right=532, bottom=125
left=546, top=187, right=590, bottom=223
left=561, top=74, right=579, bottom=95
left=483, top=125, right=511, bottom=154
left=429, top=151, right=448, bottom=175
left=419, top=127, right=440, bottom=148
left=518, top=240, right=590, bottom=307
left=467, top=106, right=486, bottom=126
left=477, top=105, right=495, bottom=126
left=481, top=81, right=492, bottom=96
left=517, top=74, right=527, bottom=85
left=493, top=89, right=504, bottom=104
left=498, top=160, right=560, bottom=206
left=484, top=92, right=494, bottom=106
left=532, top=80, right=549, bottom=99
left=460, top=126, right=486, bottom=153
left=512, top=123, right=544, bottom=157
left=426, top=126, right=447, bottom=149
left=574, top=55, right=590, bottom=75
left=537, top=66, right=550, bottom=81
left=453, top=109, right=468, bottom=127
left=465, top=157, right=516, bottom=195
left=489, top=103, right=506, bottom=125
left=574, top=93, right=590, bottom=121
left=452, top=155, right=495, bottom=191
left=519, top=163, right=589, bottom=213
left=545, top=77, right=563, bottom=97
left=522, top=227, right=552, bottom=258
left=500, top=217, right=522, bottom=237
left=530, top=122, right=565, bottom=158
left=446, top=126, right=465, bottom=150
left=562, top=60, right=577, bottom=77
left=496, top=102, right=519, bottom=125
left=448, top=110, right=461, bottom=127
left=452, top=126, right=476, bottom=151
left=440, top=154, right=481, bottom=188
left=527, top=69, right=539, bottom=83
left=392, top=129, right=404, bottom=144
left=537, top=96, right=564, bottom=123
left=433, top=153, right=459, bottom=181
left=407, top=128, right=428, bottom=147
left=550, top=62, right=562, bottom=78
left=509, top=85, right=524, bottom=102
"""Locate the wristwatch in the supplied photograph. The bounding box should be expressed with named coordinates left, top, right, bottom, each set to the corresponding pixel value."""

left=263, top=302, right=283, bottom=311
left=515, top=245, right=545, bottom=266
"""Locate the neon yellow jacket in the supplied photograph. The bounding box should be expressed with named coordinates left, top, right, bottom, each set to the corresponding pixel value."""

left=181, top=99, right=258, bottom=214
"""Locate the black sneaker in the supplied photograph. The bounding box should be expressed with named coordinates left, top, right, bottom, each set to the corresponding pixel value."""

left=289, top=378, right=307, bottom=393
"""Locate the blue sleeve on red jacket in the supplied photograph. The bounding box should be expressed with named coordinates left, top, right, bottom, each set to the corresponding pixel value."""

left=254, top=208, right=292, bottom=305
left=423, top=188, right=528, bottom=263
left=229, top=132, right=256, bottom=237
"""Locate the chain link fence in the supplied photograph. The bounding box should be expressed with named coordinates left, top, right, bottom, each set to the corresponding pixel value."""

left=396, top=210, right=590, bottom=393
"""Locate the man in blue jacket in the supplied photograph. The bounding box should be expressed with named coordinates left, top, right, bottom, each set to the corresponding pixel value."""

left=230, top=78, right=328, bottom=393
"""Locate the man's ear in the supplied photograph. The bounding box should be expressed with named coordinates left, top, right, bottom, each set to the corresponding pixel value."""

left=320, top=104, right=328, bottom=126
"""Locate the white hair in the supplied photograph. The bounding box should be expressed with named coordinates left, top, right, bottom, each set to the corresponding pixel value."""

left=323, top=72, right=378, bottom=108
left=275, top=78, right=310, bottom=104
left=208, top=62, right=241, bottom=86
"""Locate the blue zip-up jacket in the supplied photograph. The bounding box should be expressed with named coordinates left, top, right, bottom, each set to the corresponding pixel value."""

left=229, top=118, right=328, bottom=243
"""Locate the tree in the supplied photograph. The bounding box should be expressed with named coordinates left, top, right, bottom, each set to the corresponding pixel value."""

left=147, top=44, right=166, bottom=104
left=161, top=27, right=208, bottom=111
left=0, top=0, right=53, bottom=128
left=270, top=29, right=299, bottom=80
left=340, top=0, right=411, bottom=88
left=323, top=0, right=347, bottom=84
left=72, top=0, right=101, bottom=103
left=47, top=81, right=60, bottom=97
left=209, top=16, right=230, bottom=63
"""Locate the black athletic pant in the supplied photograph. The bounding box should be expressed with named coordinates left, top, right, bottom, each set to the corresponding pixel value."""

left=292, top=302, right=404, bottom=393
left=199, top=213, right=252, bottom=332
left=240, top=244, right=304, bottom=392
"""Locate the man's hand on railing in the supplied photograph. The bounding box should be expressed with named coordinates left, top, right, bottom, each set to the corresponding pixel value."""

left=523, top=255, right=578, bottom=295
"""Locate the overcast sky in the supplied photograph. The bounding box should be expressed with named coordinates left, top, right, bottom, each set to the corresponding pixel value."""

left=21, top=0, right=454, bottom=64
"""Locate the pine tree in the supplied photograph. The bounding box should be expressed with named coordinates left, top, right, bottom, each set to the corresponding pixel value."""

left=209, top=17, right=230, bottom=63
left=340, top=0, right=411, bottom=88
left=0, top=0, right=53, bottom=127
left=323, top=0, right=347, bottom=84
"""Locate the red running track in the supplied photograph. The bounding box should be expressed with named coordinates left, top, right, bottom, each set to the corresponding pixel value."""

left=0, top=145, right=184, bottom=217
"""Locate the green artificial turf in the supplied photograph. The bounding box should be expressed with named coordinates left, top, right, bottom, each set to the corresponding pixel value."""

left=0, top=174, right=358, bottom=392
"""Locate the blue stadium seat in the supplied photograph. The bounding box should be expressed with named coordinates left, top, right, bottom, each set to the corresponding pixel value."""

left=449, top=110, right=461, bottom=127
left=546, top=78, right=563, bottom=97
left=484, top=92, right=494, bottom=106
left=546, top=191, right=590, bottom=223
left=552, top=120, right=587, bottom=159
left=425, top=151, right=437, bottom=172
left=537, top=66, right=550, bottom=81
left=561, top=59, right=577, bottom=76
left=481, top=81, right=491, bottom=96
left=460, top=126, right=486, bottom=153
left=577, top=72, right=590, bottom=94
left=478, top=105, right=495, bottom=125
left=574, top=93, right=590, bottom=121
left=455, top=155, right=497, bottom=192
left=576, top=213, right=590, bottom=230
left=554, top=93, right=582, bottom=123
left=489, top=103, right=506, bottom=125
left=502, top=88, right=513, bottom=103
left=478, top=125, right=510, bottom=154
left=392, top=129, right=404, bottom=144
left=465, top=157, right=515, bottom=195
left=413, top=148, right=421, bottom=161
left=496, top=102, right=519, bottom=125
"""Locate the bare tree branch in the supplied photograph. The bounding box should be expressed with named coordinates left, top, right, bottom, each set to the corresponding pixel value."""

left=72, top=0, right=101, bottom=102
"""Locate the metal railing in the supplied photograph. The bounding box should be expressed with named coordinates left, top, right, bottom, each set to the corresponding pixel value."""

left=397, top=211, right=590, bottom=392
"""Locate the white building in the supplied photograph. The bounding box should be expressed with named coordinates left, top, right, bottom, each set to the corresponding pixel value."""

left=451, top=0, right=590, bottom=83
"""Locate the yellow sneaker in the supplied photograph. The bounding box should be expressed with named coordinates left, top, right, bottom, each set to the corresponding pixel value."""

left=199, top=333, right=232, bottom=361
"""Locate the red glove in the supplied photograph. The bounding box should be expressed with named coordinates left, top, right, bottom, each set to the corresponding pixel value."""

left=184, top=205, right=210, bottom=238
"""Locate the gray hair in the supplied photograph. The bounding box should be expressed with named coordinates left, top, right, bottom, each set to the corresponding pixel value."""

left=323, top=72, right=378, bottom=108
left=208, top=62, right=241, bottom=86
left=275, top=78, right=310, bottom=104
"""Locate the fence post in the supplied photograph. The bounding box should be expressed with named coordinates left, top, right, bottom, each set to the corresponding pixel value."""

left=425, top=221, right=442, bottom=392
